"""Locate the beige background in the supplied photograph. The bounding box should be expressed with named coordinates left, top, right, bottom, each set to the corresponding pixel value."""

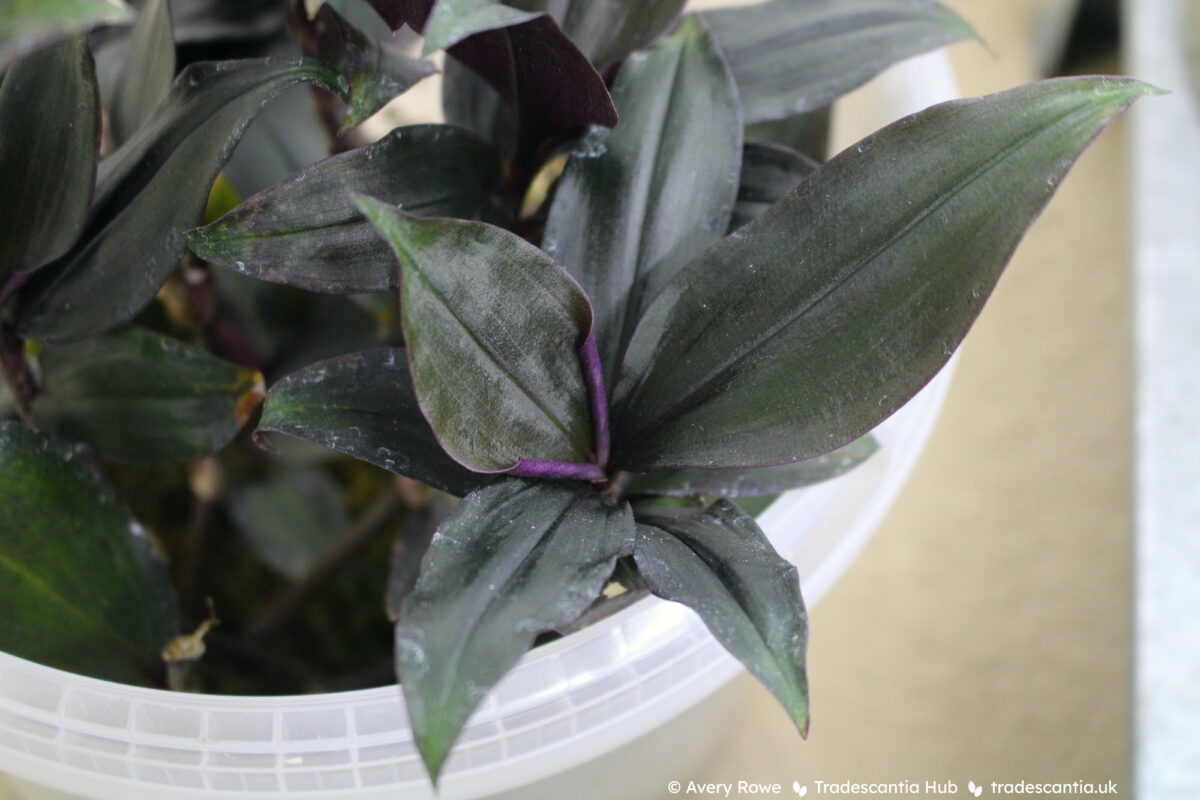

left=0, top=2, right=1132, bottom=797
left=688, top=0, right=1132, bottom=793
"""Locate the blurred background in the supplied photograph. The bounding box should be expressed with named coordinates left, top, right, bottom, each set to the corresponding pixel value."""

left=686, top=0, right=1136, bottom=792
left=4, top=0, right=1191, bottom=797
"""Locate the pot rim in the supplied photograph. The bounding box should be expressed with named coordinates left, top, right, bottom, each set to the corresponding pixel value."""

left=0, top=50, right=961, bottom=800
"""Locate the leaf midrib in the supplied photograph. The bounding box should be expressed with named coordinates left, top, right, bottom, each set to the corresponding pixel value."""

left=0, top=547, right=148, bottom=667
left=429, top=486, right=576, bottom=735
left=622, top=99, right=1088, bottom=444
left=206, top=189, right=487, bottom=245
left=608, top=30, right=692, bottom=369
left=642, top=516, right=805, bottom=714
left=405, top=255, right=589, bottom=457
left=719, top=5, right=960, bottom=66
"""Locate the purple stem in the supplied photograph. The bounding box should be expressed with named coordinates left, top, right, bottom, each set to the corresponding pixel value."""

left=579, top=329, right=611, bottom=468
left=506, top=459, right=606, bottom=482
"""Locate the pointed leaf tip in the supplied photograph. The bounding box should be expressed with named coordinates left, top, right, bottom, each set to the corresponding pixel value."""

left=191, top=126, right=504, bottom=295
left=15, top=56, right=351, bottom=343
left=634, top=501, right=808, bottom=733
left=257, top=349, right=482, bottom=496
left=543, top=11, right=742, bottom=389
left=32, top=328, right=266, bottom=463
left=613, top=75, right=1160, bottom=472
left=703, top=0, right=982, bottom=123
left=396, top=480, right=635, bottom=783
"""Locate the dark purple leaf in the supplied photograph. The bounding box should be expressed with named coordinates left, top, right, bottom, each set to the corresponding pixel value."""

left=256, top=348, right=484, bottom=496
left=369, top=0, right=617, bottom=159
left=356, top=195, right=602, bottom=475
left=396, top=478, right=635, bottom=780
left=542, top=15, right=741, bottom=388
left=613, top=78, right=1158, bottom=471
left=634, top=500, right=809, bottom=734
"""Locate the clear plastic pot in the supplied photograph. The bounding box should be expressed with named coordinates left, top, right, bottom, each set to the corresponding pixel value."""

left=0, top=51, right=959, bottom=800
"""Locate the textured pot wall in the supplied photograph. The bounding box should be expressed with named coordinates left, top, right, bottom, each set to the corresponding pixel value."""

left=688, top=0, right=1132, bottom=792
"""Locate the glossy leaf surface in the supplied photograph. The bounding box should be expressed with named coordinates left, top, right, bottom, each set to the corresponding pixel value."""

left=110, top=0, right=174, bottom=145
left=627, top=435, right=876, bottom=499
left=634, top=500, right=808, bottom=733
left=703, top=0, right=974, bottom=123
left=0, top=421, right=180, bottom=683
left=543, top=15, right=741, bottom=386
left=357, top=196, right=596, bottom=473
left=228, top=467, right=347, bottom=580
left=507, top=0, right=685, bottom=67
left=16, top=57, right=347, bottom=343
left=316, top=4, right=436, bottom=131
left=189, top=125, right=503, bottom=294
left=614, top=78, right=1157, bottom=470
left=33, top=327, right=264, bottom=463
left=0, top=34, right=98, bottom=283
left=396, top=479, right=635, bottom=779
left=0, top=0, right=131, bottom=71
left=256, top=348, right=482, bottom=496
left=730, top=142, right=818, bottom=231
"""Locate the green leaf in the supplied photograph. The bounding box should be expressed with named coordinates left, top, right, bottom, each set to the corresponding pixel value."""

left=627, top=435, right=876, bottom=499
left=315, top=4, right=436, bottom=131
left=32, top=327, right=264, bottom=463
left=0, top=0, right=132, bottom=72
left=396, top=478, right=635, bottom=780
left=0, top=421, right=181, bottom=684
left=542, top=15, right=741, bottom=387
left=613, top=78, right=1158, bottom=471
left=189, top=125, right=504, bottom=295
left=634, top=500, right=808, bottom=733
left=421, top=0, right=540, bottom=54
left=356, top=195, right=597, bottom=473
left=256, top=348, right=484, bottom=496
left=227, top=467, right=348, bottom=580
left=730, top=142, right=818, bottom=232
left=703, top=0, right=975, bottom=124
left=0, top=34, right=98, bottom=283
left=507, top=0, right=685, bottom=68
left=15, top=56, right=348, bottom=343
left=109, top=0, right=173, bottom=146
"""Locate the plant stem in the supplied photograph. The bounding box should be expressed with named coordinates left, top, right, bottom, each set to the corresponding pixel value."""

left=247, top=486, right=405, bottom=638
left=0, top=323, right=37, bottom=426
left=180, top=458, right=223, bottom=619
